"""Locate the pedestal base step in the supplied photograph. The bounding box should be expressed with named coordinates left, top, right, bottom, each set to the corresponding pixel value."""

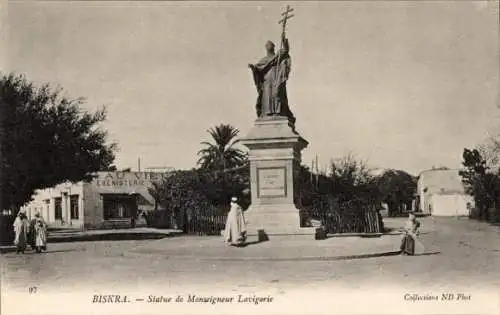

left=246, top=226, right=326, bottom=241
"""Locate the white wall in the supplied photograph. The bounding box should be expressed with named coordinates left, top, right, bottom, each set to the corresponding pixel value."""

left=417, top=175, right=430, bottom=214
left=83, top=171, right=162, bottom=228
left=430, top=194, right=472, bottom=216
left=23, top=171, right=168, bottom=229
left=22, top=182, right=85, bottom=228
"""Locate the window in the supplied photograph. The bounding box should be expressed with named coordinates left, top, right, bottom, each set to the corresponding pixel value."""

left=54, top=197, right=62, bottom=219
left=70, top=195, right=79, bottom=219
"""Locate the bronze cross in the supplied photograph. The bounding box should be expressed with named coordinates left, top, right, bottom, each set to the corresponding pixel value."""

left=278, top=5, right=294, bottom=36
left=273, top=5, right=294, bottom=93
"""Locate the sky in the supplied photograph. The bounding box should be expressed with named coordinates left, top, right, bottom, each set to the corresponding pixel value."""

left=4, top=1, right=500, bottom=175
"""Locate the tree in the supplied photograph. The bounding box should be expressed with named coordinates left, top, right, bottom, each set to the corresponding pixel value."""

left=460, top=149, right=487, bottom=187
left=147, top=181, right=166, bottom=211
left=297, top=165, right=332, bottom=207
left=459, top=148, right=493, bottom=220
left=103, top=165, right=118, bottom=171
left=148, top=166, right=251, bottom=230
left=155, top=170, right=210, bottom=230
left=376, top=169, right=417, bottom=216
left=476, top=136, right=500, bottom=172
left=0, top=73, right=116, bottom=211
left=197, top=124, right=246, bottom=171
left=329, top=154, right=379, bottom=205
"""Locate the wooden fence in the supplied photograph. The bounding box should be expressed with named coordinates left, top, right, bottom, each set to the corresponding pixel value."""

left=147, top=208, right=228, bottom=236
left=185, top=215, right=227, bottom=236
left=308, top=202, right=384, bottom=234
left=181, top=205, right=383, bottom=236
left=181, top=208, right=383, bottom=236
left=149, top=201, right=384, bottom=236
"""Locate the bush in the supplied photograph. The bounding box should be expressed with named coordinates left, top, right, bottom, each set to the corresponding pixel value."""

left=469, top=207, right=481, bottom=220
left=487, top=208, right=500, bottom=223
left=146, top=168, right=250, bottom=233
left=0, top=215, right=15, bottom=246
left=146, top=210, right=171, bottom=229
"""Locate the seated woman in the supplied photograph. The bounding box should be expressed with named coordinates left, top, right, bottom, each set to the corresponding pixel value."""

left=400, top=212, right=420, bottom=256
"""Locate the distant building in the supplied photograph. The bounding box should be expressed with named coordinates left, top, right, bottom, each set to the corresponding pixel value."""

left=144, top=166, right=175, bottom=173
left=417, top=169, right=473, bottom=216
left=21, top=171, right=170, bottom=229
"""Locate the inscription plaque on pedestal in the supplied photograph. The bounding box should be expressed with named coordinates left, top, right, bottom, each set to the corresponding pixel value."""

left=257, top=167, right=287, bottom=198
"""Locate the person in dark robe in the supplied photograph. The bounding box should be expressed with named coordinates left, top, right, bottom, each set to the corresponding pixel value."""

left=32, top=212, right=47, bottom=253
left=29, top=215, right=37, bottom=250
left=248, top=33, right=295, bottom=124
left=400, top=212, right=421, bottom=255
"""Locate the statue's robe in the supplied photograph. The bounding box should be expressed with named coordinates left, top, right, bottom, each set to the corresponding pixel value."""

left=250, top=38, right=295, bottom=123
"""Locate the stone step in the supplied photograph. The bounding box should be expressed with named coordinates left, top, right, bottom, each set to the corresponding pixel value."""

left=219, top=226, right=325, bottom=241
left=246, top=227, right=325, bottom=241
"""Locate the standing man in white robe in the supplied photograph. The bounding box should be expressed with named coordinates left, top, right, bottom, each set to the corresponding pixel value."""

left=224, top=197, right=247, bottom=246
left=13, top=211, right=28, bottom=254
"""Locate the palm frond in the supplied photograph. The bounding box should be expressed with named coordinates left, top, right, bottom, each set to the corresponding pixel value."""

left=197, top=123, right=246, bottom=171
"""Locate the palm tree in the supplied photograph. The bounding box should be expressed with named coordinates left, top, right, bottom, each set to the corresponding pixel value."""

left=197, top=124, right=247, bottom=171
left=147, top=181, right=165, bottom=211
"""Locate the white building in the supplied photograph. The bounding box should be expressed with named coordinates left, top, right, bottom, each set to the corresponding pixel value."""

left=144, top=166, right=175, bottom=173
left=21, top=171, right=169, bottom=229
left=417, top=169, right=473, bottom=217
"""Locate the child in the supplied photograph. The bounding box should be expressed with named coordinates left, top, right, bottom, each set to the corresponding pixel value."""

left=400, top=212, right=420, bottom=256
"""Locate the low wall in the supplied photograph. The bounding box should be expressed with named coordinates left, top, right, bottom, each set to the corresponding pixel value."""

left=84, top=218, right=147, bottom=230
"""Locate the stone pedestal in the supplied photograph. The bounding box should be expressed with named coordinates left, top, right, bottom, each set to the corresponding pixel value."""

left=240, top=116, right=324, bottom=241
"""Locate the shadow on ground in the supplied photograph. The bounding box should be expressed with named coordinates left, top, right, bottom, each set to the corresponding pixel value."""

left=0, top=233, right=174, bottom=253
left=325, top=233, right=384, bottom=239
left=324, top=231, right=429, bottom=238
left=385, top=213, right=430, bottom=218
left=1, top=232, right=180, bottom=253
left=205, top=250, right=441, bottom=262
left=415, top=251, right=441, bottom=256
left=48, top=233, right=173, bottom=243
left=232, top=240, right=267, bottom=247
left=1, top=248, right=85, bottom=255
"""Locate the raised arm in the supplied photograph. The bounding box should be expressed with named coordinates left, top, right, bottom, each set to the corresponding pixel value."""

left=282, top=36, right=289, bottom=53
left=278, top=31, right=290, bottom=55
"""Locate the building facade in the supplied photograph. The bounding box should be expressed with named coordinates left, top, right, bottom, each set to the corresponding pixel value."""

left=21, top=171, right=169, bottom=229
left=417, top=169, right=473, bottom=217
